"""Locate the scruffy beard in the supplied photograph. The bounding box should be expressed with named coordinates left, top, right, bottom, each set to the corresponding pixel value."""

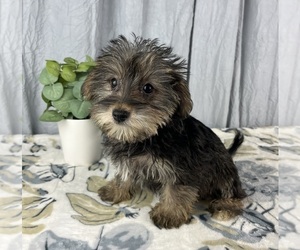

left=91, top=106, right=174, bottom=143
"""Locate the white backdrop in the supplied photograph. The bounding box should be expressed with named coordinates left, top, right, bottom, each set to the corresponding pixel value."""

left=0, top=0, right=22, bottom=134
left=0, top=0, right=299, bottom=134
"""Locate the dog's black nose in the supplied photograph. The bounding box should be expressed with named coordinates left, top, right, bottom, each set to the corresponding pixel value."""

left=112, top=109, right=130, bottom=123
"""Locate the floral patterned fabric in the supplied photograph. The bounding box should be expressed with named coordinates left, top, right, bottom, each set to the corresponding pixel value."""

left=1, top=127, right=300, bottom=249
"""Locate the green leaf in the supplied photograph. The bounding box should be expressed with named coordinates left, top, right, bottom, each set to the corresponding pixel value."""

left=61, top=112, right=70, bottom=118
left=70, top=100, right=91, bottom=119
left=78, top=74, right=88, bottom=82
left=85, top=55, right=94, bottom=62
left=61, top=66, right=76, bottom=82
left=41, top=93, right=50, bottom=104
left=75, top=63, right=89, bottom=72
left=46, top=60, right=60, bottom=77
left=75, top=62, right=94, bottom=72
left=57, top=88, right=74, bottom=100
left=85, top=61, right=97, bottom=67
left=73, top=80, right=85, bottom=100
left=39, top=110, right=64, bottom=122
left=52, top=89, right=75, bottom=113
left=65, top=113, right=74, bottom=119
left=58, top=76, right=69, bottom=85
left=65, top=81, right=77, bottom=87
left=38, top=68, right=58, bottom=85
left=64, top=57, right=79, bottom=65
left=42, top=82, right=64, bottom=101
left=41, top=93, right=51, bottom=110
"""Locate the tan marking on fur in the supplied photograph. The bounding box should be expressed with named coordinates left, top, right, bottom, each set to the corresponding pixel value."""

left=98, top=178, right=133, bottom=204
left=114, top=161, right=130, bottom=182
left=114, top=155, right=177, bottom=186
left=82, top=77, right=92, bottom=100
left=91, top=106, right=173, bottom=143
left=100, top=57, right=125, bottom=78
left=139, top=52, right=157, bottom=69
left=208, top=198, right=244, bottom=221
left=142, top=158, right=175, bottom=184
left=173, top=80, right=193, bottom=118
left=149, top=184, right=199, bottom=228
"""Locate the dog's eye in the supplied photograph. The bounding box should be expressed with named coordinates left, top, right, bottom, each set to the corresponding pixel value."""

left=143, top=83, right=154, bottom=94
left=111, top=78, right=118, bottom=89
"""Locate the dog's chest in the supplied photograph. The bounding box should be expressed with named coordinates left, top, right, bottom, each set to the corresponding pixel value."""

left=114, top=154, right=176, bottom=186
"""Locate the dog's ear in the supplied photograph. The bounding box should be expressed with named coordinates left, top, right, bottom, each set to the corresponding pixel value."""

left=173, top=80, right=193, bottom=118
left=82, top=73, right=94, bottom=101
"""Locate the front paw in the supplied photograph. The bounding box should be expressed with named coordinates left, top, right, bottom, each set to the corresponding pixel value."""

left=98, top=185, right=115, bottom=203
left=149, top=203, right=191, bottom=229
left=98, top=183, right=132, bottom=204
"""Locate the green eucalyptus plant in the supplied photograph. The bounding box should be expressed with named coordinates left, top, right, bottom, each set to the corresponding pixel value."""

left=39, top=56, right=96, bottom=122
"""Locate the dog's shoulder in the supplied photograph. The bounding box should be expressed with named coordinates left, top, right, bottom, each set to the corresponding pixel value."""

left=182, top=115, right=219, bottom=139
left=180, top=115, right=228, bottom=153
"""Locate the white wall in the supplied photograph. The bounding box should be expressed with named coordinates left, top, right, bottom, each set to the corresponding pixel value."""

left=0, top=0, right=299, bottom=134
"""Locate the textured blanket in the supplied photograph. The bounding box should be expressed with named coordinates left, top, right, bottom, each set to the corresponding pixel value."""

left=1, top=127, right=300, bottom=249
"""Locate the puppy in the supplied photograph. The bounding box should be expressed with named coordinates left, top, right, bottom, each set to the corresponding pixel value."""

left=83, top=35, right=246, bottom=229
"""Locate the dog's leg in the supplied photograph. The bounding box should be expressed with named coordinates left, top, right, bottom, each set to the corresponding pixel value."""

left=149, top=184, right=198, bottom=229
left=208, top=198, right=244, bottom=220
left=98, top=176, right=134, bottom=204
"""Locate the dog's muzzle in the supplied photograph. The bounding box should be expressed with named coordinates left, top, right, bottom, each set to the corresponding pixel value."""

left=112, top=109, right=130, bottom=123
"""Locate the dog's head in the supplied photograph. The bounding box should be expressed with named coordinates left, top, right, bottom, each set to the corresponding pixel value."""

left=83, top=35, right=192, bottom=143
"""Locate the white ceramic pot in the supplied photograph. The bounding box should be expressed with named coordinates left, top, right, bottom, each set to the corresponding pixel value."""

left=58, top=119, right=103, bottom=166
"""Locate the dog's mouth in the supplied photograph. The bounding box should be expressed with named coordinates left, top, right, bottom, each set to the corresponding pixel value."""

left=91, top=107, right=171, bottom=143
